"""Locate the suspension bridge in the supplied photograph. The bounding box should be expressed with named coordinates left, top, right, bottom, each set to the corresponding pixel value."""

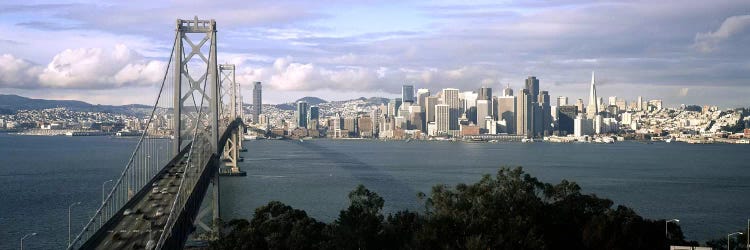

left=67, top=17, right=248, bottom=249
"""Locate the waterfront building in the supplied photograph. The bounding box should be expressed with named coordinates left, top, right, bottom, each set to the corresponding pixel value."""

left=574, top=114, right=594, bottom=137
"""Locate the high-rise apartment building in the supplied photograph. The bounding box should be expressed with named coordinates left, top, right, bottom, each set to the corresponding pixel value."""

left=252, top=81, right=262, bottom=123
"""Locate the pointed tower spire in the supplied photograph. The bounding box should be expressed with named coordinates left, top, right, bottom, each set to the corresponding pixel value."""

left=586, top=71, right=598, bottom=118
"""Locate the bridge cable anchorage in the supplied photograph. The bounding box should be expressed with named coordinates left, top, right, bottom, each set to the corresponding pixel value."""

left=67, top=30, right=179, bottom=250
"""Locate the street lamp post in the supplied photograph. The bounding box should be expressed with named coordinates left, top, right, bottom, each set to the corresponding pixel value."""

left=68, top=201, right=81, bottom=247
left=665, top=219, right=679, bottom=240
left=20, top=232, right=37, bottom=250
left=728, top=232, right=743, bottom=250
left=102, top=179, right=113, bottom=204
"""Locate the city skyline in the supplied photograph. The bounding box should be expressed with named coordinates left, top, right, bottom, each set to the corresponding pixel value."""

left=1, top=1, right=749, bottom=107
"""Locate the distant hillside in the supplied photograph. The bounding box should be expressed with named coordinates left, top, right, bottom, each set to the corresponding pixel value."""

left=295, top=96, right=328, bottom=106
left=0, top=94, right=151, bottom=115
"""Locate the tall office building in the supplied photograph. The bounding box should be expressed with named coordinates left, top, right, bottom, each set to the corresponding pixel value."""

left=496, top=96, right=516, bottom=134
left=608, top=96, right=617, bottom=106
left=388, top=98, right=402, bottom=117
left=525, top=76, right=540, bottom=101
left=416, top=88, right=430, bottom=106
left=557, top=96, right=568, bottom=106
left=576, top=99, right=584, bottom=113
left=442, top=88, right=460, bottom=130
left=516, top=89, right=533, bottom=136
left=308, top=106, right=319, bottom=130
left=539, top=90, right=552, bottom=135
left=586, top=72, right=598, bottom=118
left=478, top=87, right=492, bottom=101
left=435, top=104, right=450, bottom=135
left=402, top=85, right=415, bottom=103
left=557, top=105, right=578, bottom=135
left=425, top=96, right=439, bottom=123
left=461, top=91, right=478, bottom=123
left=252, top=81, right=262, bottom=123
left=476, top=99, right=491, bottom=130
left=295, top=101, right=308, bottom=128
left=502, top=84, right=513, bottom=96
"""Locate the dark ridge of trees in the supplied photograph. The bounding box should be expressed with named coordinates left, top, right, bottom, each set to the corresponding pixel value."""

left=211, top=167, right=700, bottom=250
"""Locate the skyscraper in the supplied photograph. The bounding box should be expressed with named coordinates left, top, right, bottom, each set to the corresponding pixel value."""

left=308, top=106, right=319, bottom=130
left=295, top=101, right=308, bottom=128
left=388, top=98, right=402, bottom=117
left=442, top=88, right=460, bottom=130
left=435, top=104, right=450, bottom=135
left=525, top=76, right=540, bottom=101
left=637, top=96, right=643, bottom=111
left=476, top=99, right=490, bottom=130
left=586, top=72, right=598, bottom=118
left=402, top=85, right=415, bottom=103
left=516, top=89, right=533, bottom=137
left=557, top=96, right=568, bottom=106
left=576, top=99, right=584, bottom=113
left=502, top=84, right=513, bottom=96
left=425, top=96, right=439, bottom=123
left=496, top=96, right=516, bottom=134
left=252, top=81, right=262, bottom=123
left=478, top=87, right=492, bottom=101
left=539, top=90, right=552, bottom=136
left=416, top=88, right=430, bottom=106
left=557, top=105, right=577, bottom=135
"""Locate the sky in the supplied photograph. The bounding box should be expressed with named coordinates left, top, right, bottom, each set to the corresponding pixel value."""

left=0, top=0, right=749, bottom=108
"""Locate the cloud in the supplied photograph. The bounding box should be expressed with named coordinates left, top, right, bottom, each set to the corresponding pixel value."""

left=0, top=44, right=166, bottom=89
left=694, top=15, right=750, bottom=53
left=0, top=54, right=43, bottom=87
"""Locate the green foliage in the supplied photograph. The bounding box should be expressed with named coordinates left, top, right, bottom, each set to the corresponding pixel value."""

left=213, top=167, right=699, bottom=250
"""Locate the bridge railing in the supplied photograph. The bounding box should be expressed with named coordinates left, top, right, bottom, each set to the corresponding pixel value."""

left=67, top=33, right=179, bottom=250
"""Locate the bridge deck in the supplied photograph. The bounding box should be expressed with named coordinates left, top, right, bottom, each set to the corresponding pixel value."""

left=87, top=153, right=197, bottom=249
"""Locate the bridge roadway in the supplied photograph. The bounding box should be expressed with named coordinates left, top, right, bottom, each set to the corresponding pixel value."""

left=90, top=153, right=196, bottom=249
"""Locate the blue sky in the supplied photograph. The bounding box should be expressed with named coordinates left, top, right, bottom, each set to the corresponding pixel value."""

left=0, top=0, right=749, bottom=107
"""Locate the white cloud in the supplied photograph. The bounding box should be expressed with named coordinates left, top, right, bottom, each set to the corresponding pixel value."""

left=0, top=44, right=166, bottom=89
left=0, top=54, right=43, bottom=88
left=694, top=15, right=750, bottom=53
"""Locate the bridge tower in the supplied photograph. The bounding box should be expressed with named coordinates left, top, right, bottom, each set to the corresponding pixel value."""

left=172, top=16, right=221, bottom=237
left=219, top=64, right=244, bottom=174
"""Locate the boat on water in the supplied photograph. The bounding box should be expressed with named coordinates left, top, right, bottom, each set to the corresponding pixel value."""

left=665, top=137, right=673, bottom=143
left=521, top=138, right=534, bottom=143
